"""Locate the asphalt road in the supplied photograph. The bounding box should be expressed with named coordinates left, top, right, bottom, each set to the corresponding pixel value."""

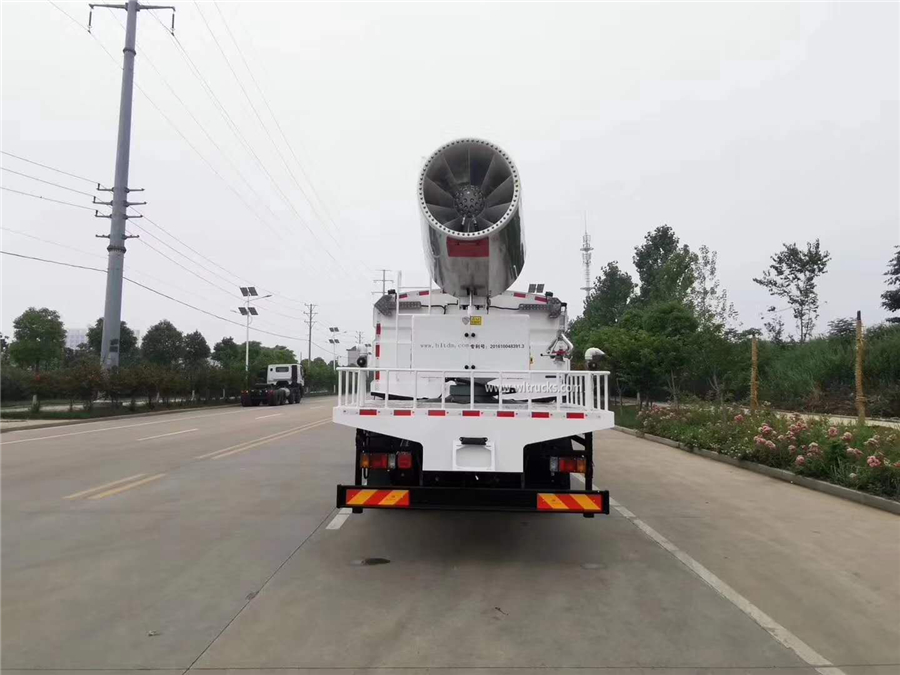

left=2, top=398, right=898, bottom=675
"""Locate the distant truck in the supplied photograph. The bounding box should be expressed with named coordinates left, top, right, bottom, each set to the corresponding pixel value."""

left=240, top=363, right=304, bottom=407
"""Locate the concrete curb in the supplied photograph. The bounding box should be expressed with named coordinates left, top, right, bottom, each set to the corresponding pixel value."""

left=614, top=426, right=900, bottom=516
left=0, top=394, right=338, bottom=434
left=0, top=403, right=241, bottom=434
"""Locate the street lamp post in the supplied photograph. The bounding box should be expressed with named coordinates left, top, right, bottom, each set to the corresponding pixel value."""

left=237, top=287, right=272, bottom=381
left=328, top=333, right=340, bottom=394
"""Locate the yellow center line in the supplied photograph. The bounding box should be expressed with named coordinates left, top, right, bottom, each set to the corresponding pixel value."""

left=195, top=418, right=331, bottom=460
left=87, top=473, right=167, bottom=500
left=211, top=419, right=331, bottom=459
left=64, top=473, right=147, bottom=500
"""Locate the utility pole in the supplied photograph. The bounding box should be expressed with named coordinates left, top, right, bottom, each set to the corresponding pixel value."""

left=92, top=1, right=175, bottom=369
left=303, top=303, right=318, bottom=365
left=374, top=269, right=393, bottom=296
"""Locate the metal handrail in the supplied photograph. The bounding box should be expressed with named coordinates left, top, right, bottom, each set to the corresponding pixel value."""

left=337, top=367, right=610, bottom=412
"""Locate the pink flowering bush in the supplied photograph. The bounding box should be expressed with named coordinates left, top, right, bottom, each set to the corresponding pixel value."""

left=636, top=403, right=900, bottom=500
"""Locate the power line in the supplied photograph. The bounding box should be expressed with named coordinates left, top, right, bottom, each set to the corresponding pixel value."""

left=192, top=3, right=364, bottom=284
left=0, top=225, right=233, bottom=308
left=0, top=186, right=95, bottom=211
left=0, top=149, right=101, bottom=186
left=210, top=2, right=343, bottom=249
left=213, top=2, right=372, bottom=277
left=120, top=9, right=347, bottom=284
left=1, top=249, right=315, bottom=344
left=1, top=167, right=97, bottom=198
left=0, top=149, right=321, bottom=319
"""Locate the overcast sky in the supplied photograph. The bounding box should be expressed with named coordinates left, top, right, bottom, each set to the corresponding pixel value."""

left=2, top=1, right=898, bottom=360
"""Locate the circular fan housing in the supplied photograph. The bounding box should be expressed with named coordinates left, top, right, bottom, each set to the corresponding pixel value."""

left=418, top=138, right=525, bottom=297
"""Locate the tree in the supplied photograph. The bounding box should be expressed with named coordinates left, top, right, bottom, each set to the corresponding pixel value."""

left=827, top=317, right=856, bottom=340
left=883, top=246, right=900, bottom=323
left=9, top=307, right=66, bottom=371
left=582, top=261, right=636, bottom=327
left=86, top=318, right=139, bottom=363
left=0, top=332, right=10, bottom=365
left=633, top=225, right=696, bottom=304
left=753, top=239, right=831, bottom=343
left=690, top=245, right=738, bottom=329
left=212, top=336, right=242, bottom=367
left=624, top=302, right=699, bottom=404
left=60, top=357, right=105, bottom=411
left=141, top=320, right=184, bottom=367
left=302, top=357, right=336, bottom=393
left=183, top=331, right=211, bottom=370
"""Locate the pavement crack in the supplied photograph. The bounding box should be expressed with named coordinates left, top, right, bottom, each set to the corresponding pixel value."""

left=180, top=507, right=338, bottom=675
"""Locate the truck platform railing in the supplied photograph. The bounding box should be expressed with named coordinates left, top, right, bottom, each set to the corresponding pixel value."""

left=337, top=367, right=611, bottom=414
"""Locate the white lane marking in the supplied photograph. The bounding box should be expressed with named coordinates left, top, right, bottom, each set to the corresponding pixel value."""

left=308, top=405, right=323, bottom=409
left=326, top=508, right=352, bottom=530
left=255, top=413, right=282, bottom=420
left=137, top=428, right=198, bottom=442
left=2, top=408, right=251, bottom=445
left=570, top=473, right=846, bottom=675
left=64, top=473, right=146, bottom=499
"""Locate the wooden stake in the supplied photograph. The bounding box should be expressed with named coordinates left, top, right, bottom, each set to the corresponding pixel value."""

left=855, top=310, right=866, bottom=425
left=750, top=335, right=759, bottom=411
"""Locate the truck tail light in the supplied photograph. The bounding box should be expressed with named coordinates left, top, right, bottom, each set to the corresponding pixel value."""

left=360, top=453, right=395, bottom=470
left=397, top=451, right=413, bottom=469
left=549, top=457, right=586, bottom=473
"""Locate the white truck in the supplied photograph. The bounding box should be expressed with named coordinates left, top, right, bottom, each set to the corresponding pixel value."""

left=241, top=363, right=304, bottom=406
left=333, top=139, right=613, bottom=516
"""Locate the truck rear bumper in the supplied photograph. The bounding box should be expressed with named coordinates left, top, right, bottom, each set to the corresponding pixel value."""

left=336, top=484, right=609, bottom=515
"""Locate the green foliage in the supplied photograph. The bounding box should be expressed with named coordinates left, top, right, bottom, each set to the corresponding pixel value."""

left=637, top=404, right=900, bottom=500
left=758, top=323, right=900, bottom=417
left=183, top=331, right=211, bottom=370
left=59, top=357, right=105, bottom=411
left=883, top=245, right=900, bottom=320
left=212, top=336, right=242, bottom=367
left=9, top=307, right=66, bottom=371
left=1, top=365, right=32, bottom=401
left=633, top=225, right=696, bottom=305
left=583, top=261, right=635, bottom=327
left=141, top=320, right=184, bottom=367
left=86, top=318, right=139, bottom=364
left=302, top=357, right=336, bottom=393
left=690, top=245, right=737, bottom=329
left=753, top=239, right=831, bottom=343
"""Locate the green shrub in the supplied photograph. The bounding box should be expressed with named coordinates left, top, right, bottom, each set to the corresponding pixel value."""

left=638, top=404, right=900, bottom=500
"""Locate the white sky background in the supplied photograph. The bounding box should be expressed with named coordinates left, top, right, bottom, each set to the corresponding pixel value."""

left=1, top=1, right=898, bottom=360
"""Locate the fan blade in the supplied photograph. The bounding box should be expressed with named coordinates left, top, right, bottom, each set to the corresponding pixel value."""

left=443, top=145, right=470, bottom=184
left=428, top=156, right=458, bottom=193
left=484, top=176, right=514, bottom=207
left=482, top=203, right=511, bottom=223
left=481, top=156, right=512, bottom=195
left=469, top=145, right=494, bottom=188
left=475, top=216, right=495, bottom=231
left=443, top=217, right=463, bottom=232
left=424, top=178, right=455, bottom=208
left=426, top=204, right=459, bottom=224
